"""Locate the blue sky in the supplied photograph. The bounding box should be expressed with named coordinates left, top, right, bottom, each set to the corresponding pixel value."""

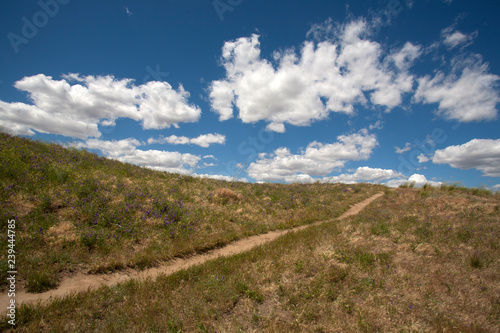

left=1, top=0, right=499, bottom=189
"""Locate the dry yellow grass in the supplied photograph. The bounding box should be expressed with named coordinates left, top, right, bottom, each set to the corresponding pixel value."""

left=3, top=187, right=499, bottom=332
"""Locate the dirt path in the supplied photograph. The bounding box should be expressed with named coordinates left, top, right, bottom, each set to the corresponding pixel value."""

left=1, top=192, right=384, bottom=314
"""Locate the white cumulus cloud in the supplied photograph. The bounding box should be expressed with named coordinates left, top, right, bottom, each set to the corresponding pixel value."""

left=194, top=174, right=249, bottom=183
left=209, top=19, right=417, bottom=132
left=70, top=138, right=201, bottom=174
left=414, top=55, right=500, bottom=122
left=327, top=167, right=403, bottom=184
left=433, top=139, right=500, bottom=177
left=246, top=129, right=378, bottom=181
left=417, top=154, right=430, bottom=163
left=148, top=133, right=226, bottom=148
left=384, top=173, right=441, bottom=188
left=0, top=74, right=201, bottom=139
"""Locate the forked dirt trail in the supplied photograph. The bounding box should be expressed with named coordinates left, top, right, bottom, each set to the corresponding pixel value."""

left=1, top=192, right=384, bottom=314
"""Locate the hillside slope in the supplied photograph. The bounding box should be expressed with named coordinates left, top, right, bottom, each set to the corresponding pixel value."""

left=2, top=186, right=499, bottom=332
left=0, top=132, right=383, bottom=293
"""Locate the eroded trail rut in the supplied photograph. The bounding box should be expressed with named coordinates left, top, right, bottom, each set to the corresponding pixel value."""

left=1, top=192, right=384, bottom=313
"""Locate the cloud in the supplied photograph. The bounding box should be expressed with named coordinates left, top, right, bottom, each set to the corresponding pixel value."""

left=71, top=138, right=201, bottom=174
left=417, top=154, right=430, bottom=163
left=327, top=166, right=403, bottom=184
left=190, top=134, right=226, bottom=148
left=390, top=42, right=422, bottom=70
left=265, top=122, right=286, bottom=133
left=209, top=19, right=417, bottom=132
left=414, top=55, right=500, bottom=122
left=441, top=25, right=477, bottom=49
left=395, top=142, right=412, bottom=154
left=124, top=7, right=133, bottom=16
left=0, top=100, right=100, bottom=138
left=194, top=173, right=248, bottom=183
left=246, top=129, right=378, bottom=181
left=0, top=74, right=201, bottom=139
left=443, top=31, right=473, bottom=49
left=433, top=139, right=500, bottom=177
left=148, top=133, right=226, bottom=148
left=408, top=174, right=441, bottom=187
left=203, top=155, right=217, bottom=160
left=369, top=120, right=384, bottom=130
left=384, top=173, right=441, bottom=188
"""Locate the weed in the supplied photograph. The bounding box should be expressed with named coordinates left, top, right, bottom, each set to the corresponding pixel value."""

left=457, top=227, right=473, bottom=243
left=370, top=222, right=390, bottom=236
left=356, top=251, right=376, bottom=268
left=25, top=270, right=58, bottom=293
left=415, top=222, right=433, bottom=241
left=237, top=282, right=264, bottom=303
left=420, top=190, right=430, bottom=198
left=469, top=252, right=483, bottom=269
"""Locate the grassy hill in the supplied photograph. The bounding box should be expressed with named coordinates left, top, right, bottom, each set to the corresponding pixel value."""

left=1, top=132, right=499, bottom=332
left=0, top=132, right=382, bottom=293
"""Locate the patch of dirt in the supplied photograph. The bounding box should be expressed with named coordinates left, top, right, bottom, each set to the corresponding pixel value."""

left=0, top=192, right=384, bottom=314
left=47, top=220, right=78, bottom=244
left=414, top=243, right=435, bottom=256
left=258, top=300, right=294, bottom=323
left=212, top=188, right=243, bottom=202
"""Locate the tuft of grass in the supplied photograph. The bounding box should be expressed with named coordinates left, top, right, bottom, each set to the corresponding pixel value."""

left=370, top=222, right=390, bottom=236
left=237, top=281, right=264, bottom=304
left=469, top=252, right=483, bottom=269
left=25, top=269, right=58, bottom=293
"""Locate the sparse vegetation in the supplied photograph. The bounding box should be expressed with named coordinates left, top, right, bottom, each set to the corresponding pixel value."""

left=1, top=132, right=499, bottom=332
left=0, top=132, right=382, bottom=292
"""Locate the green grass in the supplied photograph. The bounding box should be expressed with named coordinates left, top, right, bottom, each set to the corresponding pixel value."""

left=4, top=187, right=499, bottom=332
left=0, top=132, right=383, bottom=292
left=2, top=132, right=499, bottom=332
